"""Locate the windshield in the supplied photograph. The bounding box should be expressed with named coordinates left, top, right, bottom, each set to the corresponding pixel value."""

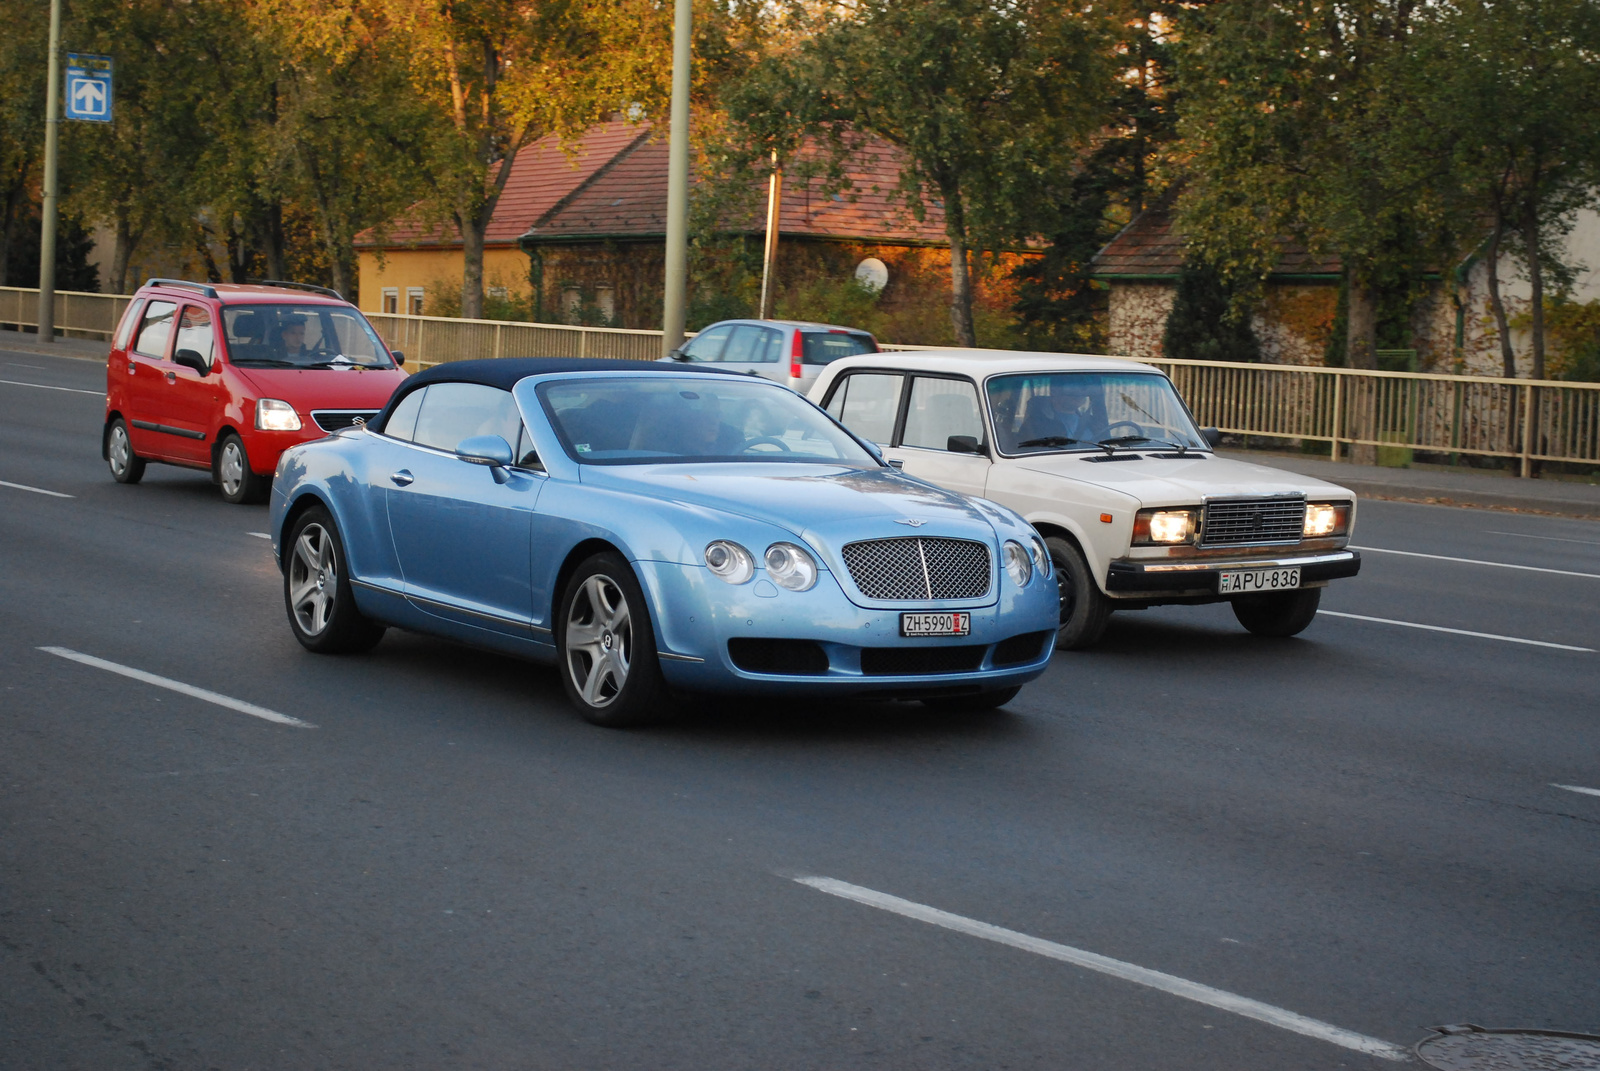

left=538, top=376, right=879, bottom=465
left=221, top=304, right=394, bottom=369
left=987, top=372, right=1206, bottom=454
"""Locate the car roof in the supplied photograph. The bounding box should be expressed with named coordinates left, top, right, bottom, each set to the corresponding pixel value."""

left=137, top=280, right=352, bottom=306
left=707, top=318, right=875, bottom=334
left=825, top=349, right=1162, bottom=378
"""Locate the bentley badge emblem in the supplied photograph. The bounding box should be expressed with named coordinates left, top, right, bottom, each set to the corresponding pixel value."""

left=895, top=518, right=928, bottom=527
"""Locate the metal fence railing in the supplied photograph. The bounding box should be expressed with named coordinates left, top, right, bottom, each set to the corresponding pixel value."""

left=6, top=286, right=1596, bottom=475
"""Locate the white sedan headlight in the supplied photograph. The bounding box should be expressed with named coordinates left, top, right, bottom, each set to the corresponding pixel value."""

left=1303, top=501, right=1351, bottom=537
left=1003, top=540, right=1033, bottom=586
left=256, top=398, right=302, bottom=431
left=764, top=542, right=818, bottom=591
left=705, top=540, right=755, bottom=584
left=1133, top=507, right=1198, bottom=545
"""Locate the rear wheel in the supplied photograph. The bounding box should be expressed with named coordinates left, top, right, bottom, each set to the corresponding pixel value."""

left=1231, top=587, right=1322, bottom=637
left=106, top=418, right=146, bottom=484
left=217, top=434, right=271, bottom=505
left=284, top=506, right=386, bottom=653
left=1046, top=536, right=1111, bottom=650
left=922, top=686, right=1021, bottom=712
left=557, top=553, right=670, bottom=727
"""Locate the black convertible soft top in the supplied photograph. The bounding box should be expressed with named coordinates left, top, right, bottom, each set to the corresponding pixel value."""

left=373, top=357, right=741, bottom=430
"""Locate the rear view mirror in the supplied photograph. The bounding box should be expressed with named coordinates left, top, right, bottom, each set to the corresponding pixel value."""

left=1201, top=427, right=1223, bottom=449
left=173, top=349, right=209, bottom=375
left=947, top=434, right=984, bottom=455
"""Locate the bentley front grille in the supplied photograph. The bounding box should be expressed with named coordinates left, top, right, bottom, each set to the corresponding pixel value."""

left=1201, top=496, right=1306, bottom=546
left=840, top=537, right=991, bottom=601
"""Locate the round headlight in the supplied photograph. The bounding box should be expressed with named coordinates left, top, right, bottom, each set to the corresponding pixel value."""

left=764, top=542, right=818, bottom=591
left=1003, top=540, right=1033, bottom=586
left=1029, top=536, right=1051, bottom=577
left=704, top=540, right=754, bottom=584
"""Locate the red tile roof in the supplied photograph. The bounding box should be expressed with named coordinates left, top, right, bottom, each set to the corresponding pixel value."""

left=1091, top=206, right=1342, bottom=278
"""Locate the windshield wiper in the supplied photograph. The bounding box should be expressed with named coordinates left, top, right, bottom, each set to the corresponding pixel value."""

left=1098, top=435, right=1189, bottom=456
left=1016, top=435, right=1086, bottom=448
left=230, top=357, right=298, bottom=367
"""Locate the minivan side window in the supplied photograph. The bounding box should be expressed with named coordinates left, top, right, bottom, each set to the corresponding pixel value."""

left=113, top=300, right=145, bottom=350
left=133, top=301, right=178, bottom=359
left=174, top=306, right=215, bottom=369
left=902, top=377, right=985, bottom=451
left=827, top=372, right=904, bottom=445
left=681, top=324, right=732, bottom=361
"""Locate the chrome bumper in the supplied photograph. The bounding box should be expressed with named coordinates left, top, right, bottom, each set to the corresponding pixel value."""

left=1105, top=550, right=1361, bottom=595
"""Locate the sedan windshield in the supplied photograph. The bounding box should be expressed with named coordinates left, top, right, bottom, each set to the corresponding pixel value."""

left=987, top=372, right=1207, bottom=455
left=222, top=304, right=395, bottom=369
left=539, top=376, right=879, bottom=465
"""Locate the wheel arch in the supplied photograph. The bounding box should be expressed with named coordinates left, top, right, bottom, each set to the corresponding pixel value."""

left=549, top=537, right=630, bottom=627
left=102, top=410, right=126, bottom=460
left=279, top=489, right=338, bottom=574
left=210, top=423, right=246, bottom=471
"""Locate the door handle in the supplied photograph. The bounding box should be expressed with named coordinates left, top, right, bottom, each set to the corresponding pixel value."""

left=165, top=371, right=176, bottom=383
left=390, top=470, right=414, bottom=486
left=126, top=361, right=135, bottom=374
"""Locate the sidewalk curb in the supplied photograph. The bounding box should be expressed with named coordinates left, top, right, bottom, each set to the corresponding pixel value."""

left=1328, top=480, right=1600, bottom=520
left=0, top=335, right=108, bottom=362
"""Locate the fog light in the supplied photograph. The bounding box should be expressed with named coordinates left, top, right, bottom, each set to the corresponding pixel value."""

left=1003, top=540, right=1033, bottom=586
left=764, top=542, right=818, bottom=591
left=705, top=540, right=755, bottom=584
left=256, top=398, right=302, bottom=431
left=1303, top=502, right=1350, bottom=537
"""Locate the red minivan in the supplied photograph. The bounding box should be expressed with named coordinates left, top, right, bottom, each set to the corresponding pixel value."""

left=103, top=279, right=408, bottom=503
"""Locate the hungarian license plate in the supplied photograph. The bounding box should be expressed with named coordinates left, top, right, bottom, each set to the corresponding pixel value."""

left=900, top=611, right=972, bottom=637
left=1218, top=567, right=1301, bottom=594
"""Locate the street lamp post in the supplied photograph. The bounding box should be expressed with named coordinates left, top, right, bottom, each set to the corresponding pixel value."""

left=660, top=0, right=692, bottom=356
left=36, top=0, right=63, bottom=344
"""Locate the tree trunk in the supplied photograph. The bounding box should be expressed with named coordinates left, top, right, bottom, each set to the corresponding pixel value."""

left=1521, top=200, right=1545, bottom=381
left=1345, top=274, right=1378, bottom=464
left=941, top=178, right=976, bottom=347
left=459, top=211, right=485, bottom=319
left=261, top=202, right=287, bottom=282
left=110, top=215, right=137, bottom=295
left=1485, top=214, right=1515, bottom=378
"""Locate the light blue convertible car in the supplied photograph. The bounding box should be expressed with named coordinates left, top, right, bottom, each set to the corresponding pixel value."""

left=269, top=359, right=1059, bottom=725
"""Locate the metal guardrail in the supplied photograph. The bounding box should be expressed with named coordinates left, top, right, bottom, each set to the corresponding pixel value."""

left=5, top=286, right=1596, bottom=474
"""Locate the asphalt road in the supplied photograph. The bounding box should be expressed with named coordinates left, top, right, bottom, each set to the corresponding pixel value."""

left=3, top=346, right=1596, bottom=1070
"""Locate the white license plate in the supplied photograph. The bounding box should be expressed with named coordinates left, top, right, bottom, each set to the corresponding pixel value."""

left=900, top=611, right=972, bottom=637
left=1218, top=567, right=1301, bottom=594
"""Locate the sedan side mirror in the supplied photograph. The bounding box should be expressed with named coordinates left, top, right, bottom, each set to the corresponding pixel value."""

left=1201, top=427, right=1223, bottom=449
left=456, top=435, right=514, bottom=482
left=173, top=348, right=209, bottom=375
left=668, top=349, right=692, bottom=362
left=947, top=434, right=984, bottom=455
left=390, top=350, right=406, bottom=367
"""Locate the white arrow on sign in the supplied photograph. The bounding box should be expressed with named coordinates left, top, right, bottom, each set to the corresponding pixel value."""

left=71, top=78, right=106, bottom=114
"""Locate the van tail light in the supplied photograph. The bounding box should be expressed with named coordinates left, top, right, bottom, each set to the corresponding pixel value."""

left=790, top=331, right=804, bottom=379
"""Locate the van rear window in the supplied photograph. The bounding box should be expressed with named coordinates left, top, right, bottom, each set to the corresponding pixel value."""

left=801, top=331, right=877, bottom=365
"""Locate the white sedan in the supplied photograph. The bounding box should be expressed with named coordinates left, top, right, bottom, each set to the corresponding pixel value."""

left=811, top=351, right=1360, bottom=648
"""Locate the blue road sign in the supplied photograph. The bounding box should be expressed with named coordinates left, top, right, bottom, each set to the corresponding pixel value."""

left=65, top=53, right=113, bottom=123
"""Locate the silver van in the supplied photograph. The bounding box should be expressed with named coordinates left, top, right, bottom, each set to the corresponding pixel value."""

left=666, top=319, right=878, bottom=393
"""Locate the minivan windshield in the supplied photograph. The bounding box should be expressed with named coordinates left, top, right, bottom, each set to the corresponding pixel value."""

left=222, top=304, right=394, bottom=369
left=538, top=376, right=878, bottom=465
left=987, top=371, right=1207, bottom=454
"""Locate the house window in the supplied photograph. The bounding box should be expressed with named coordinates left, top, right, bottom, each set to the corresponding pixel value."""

left=488, top=285, right=509, bottom=300
left=562, top=286, right=582, bottom=322
left=407, top=288, right=425, bottom=316
left=381, top=288, right=399, bottom=314
left=595, top=285, right=616, bottom=325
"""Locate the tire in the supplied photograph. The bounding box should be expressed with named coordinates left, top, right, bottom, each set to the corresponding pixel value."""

left=1231, top=587, right=1322, bottom=638
left=922, top=686, right=1022, bottom=712
left=217, top=434, right=271, bottom=505
left=284, top=506, right=386, bottom=654
left=1046, top=536, right=1111, bottom=650
left=106, top=417, right=146, bottom=484
left=556, top=552, right=670, bottom=727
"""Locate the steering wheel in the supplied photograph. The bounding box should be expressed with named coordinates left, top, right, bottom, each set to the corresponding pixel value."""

left=1103, top=420, right=1144, bottom=438
left=741, top=436, right=792, bottom=453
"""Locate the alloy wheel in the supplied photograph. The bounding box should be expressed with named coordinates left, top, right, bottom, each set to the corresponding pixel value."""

left=288, top=523, right=338, bottom=636
left=564, top=574, right=632, bottom=708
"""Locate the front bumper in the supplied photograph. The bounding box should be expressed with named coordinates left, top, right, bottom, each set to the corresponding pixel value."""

left=634, top=559, right=1060, bottom=696
left=1105, top=549, right=1361, bottom=596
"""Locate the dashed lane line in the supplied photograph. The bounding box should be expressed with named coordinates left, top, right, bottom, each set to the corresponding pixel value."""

left=793, top=876, right=1411, bottom=1062
left=1552, top=784, right=1600, bottom=799
left=1488, top=531, right=1600, bottom=548
left=0, top=479, right=73, bottom=498
left=1317, top=610, right=1594, bottom=652
left=38, top=647, right=314, bottom=728
left=0, top=377, right=103, bottom=396
left=1352, top=545, right=1600, bottom=580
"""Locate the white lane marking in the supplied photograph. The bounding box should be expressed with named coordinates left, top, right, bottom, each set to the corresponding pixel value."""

left=1552, top=783, right=1600, bottom=798
left=1352, top=545, right=1600, bottom=580
left=0, top=479, right=73, bottom=499
left=248, top=531, right=271, bottom=539
left=795, top=876, right=1410, bottom=1061
left=38, top=647, right=314, bottom=728
left=0, top=377, right=103, bottom=396
left=1489, top=530, right=1600, bottom=548
left=1316, top=610, right=1594, bottom=652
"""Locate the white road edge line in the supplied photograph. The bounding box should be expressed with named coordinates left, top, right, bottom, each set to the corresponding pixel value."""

left=1552, top=783, right=1600, bottom=798
left=0, top=377, right=103, bottom=396
left=794, top=876, right=1410, bottom=1062
left=1488, top=530, right=1600, bottom=547
left=1352, top=545, right=1600, bottom=580
left=38, top=647, right=314, bottom=728
left=1316, top=610, right=1594, bottom=652
left=0, top=479, right=73, bottom=499
left=248, top=531, right=271, bottom=539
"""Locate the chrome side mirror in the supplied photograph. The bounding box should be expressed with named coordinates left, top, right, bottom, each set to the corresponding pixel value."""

left=456, top=435, right=514, bottom=482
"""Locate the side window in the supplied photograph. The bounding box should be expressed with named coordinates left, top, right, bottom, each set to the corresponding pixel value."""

left=721, top=325, right=765, bottom=363
left=113, top=299, right=145, bottom=350
left=412, top=382, right=523, bottom=453
left=133, top=301, right=178, bottom=359
left=681, top=324, right=732, bottom=361
left=382, top=388, right=426, bottom=441
left=514, top=424, right=542, bottom=469
left=827, top=372, right=904, bottom=445
left=174, top=306, right=215, bottom=368
left=757, top=327, right=783, bottom=363
left=903, top=377, right=985, bottom=451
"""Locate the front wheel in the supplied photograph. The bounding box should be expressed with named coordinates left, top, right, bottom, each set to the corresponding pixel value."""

left=1231, top=587, right=1322, bottom=638
left=557, top=553, right=670, bottom=727
left=284, top=506, right=386, bottom=653
left=106, top=418, right=146, bottom=484
left=1046, top=536, right=1111, bottom=650
left=217, top=434, right=271, bottom=505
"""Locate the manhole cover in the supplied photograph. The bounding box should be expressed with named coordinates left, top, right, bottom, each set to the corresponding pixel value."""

left=1417, top=1025, right=1600, bottom=1070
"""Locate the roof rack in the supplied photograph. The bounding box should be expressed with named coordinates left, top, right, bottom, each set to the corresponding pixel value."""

left=145, top=278, right=219, bottom=299
left=255, top=280, right=345, bottom=301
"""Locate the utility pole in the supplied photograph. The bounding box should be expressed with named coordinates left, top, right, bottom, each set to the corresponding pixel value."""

left=36, top=0, right=63, bottom=343
left=660, top=0, right=692, bottom=356
left=758, top=151, right=781, bottom=320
